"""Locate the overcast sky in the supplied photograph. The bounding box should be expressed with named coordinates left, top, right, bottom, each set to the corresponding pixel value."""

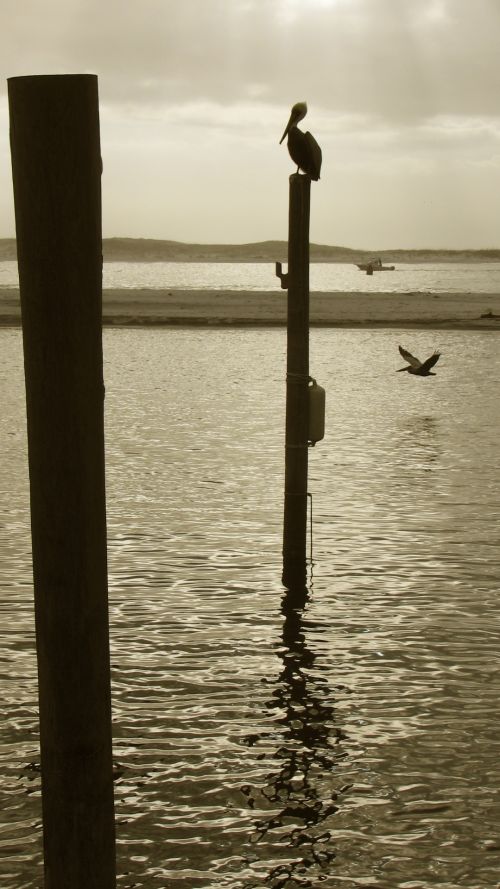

left=1, top=0, right=499, bottom=248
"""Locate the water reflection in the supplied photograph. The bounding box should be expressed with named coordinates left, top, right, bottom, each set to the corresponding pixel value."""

left=395, top=415, right=440, bottom=473
left=241, top=588, right=347, bottom=886
left=3, top=328, right=500, bottom=888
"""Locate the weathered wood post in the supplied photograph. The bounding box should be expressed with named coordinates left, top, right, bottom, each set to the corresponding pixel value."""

left=8, top=74, right=116, bottom=889
left=277, top=173, right=311, bottom=589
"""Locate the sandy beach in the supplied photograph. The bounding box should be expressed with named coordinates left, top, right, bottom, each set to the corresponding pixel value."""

left=1, top=287, right=500, bottom=329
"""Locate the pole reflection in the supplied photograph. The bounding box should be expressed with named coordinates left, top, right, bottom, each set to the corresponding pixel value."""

left=241, top=587, right=350, bottom=887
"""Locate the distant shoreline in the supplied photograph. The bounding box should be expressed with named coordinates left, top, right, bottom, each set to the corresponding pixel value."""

left=2, top=287, right=500, bottom=330
left=0, top=237, right=499, bottom=265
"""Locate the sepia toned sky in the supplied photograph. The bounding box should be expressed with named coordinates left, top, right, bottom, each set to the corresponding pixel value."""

left=0, top=0, right=499, bottom=248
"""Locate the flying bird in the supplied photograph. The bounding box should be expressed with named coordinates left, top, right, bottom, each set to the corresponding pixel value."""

left=279, top=101, right=322, bottom=180
left=397, top=345, right=441, bottom=376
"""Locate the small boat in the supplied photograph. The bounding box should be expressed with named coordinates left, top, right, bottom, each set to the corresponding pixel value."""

left=356, top=257, right=395, bottom=273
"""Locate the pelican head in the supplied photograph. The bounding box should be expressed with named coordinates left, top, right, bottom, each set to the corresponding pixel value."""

left=279, top=101, right=308, bottom=144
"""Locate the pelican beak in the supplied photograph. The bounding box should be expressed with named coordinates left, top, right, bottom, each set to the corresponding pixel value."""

left=279, top=111, right=295, bottom=144
left=280, top=102, right=307, bottom=143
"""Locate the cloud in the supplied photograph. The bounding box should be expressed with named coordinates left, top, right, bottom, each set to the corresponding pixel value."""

left=1, top=0, right=499, bottom=122
left=1, top=0, right=499, bottom=246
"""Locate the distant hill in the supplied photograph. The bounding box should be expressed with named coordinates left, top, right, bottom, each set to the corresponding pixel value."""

left=0, top=237, right=498, bottom=264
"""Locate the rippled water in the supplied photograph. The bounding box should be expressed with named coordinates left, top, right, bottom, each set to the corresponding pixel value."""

left=1, top=260, right=500, bottom=293
left=1, top=327, right=500, bottom=888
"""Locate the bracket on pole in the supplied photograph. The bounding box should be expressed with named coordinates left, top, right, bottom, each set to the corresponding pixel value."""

left=275, top=261, right=289, bottom=290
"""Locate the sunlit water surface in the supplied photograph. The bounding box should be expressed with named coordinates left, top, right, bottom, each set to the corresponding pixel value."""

left=1, top=327, right=500, bottom=888
left=1, top=260, right=500, bottom=293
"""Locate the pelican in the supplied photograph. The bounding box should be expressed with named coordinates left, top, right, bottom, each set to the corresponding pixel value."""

left=279, top=101, right=322, bottom=180
left=397, top=345, right=441, bottom=376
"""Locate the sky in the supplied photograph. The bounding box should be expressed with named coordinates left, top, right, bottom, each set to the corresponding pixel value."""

left=0, top=0, right=499, bottom=249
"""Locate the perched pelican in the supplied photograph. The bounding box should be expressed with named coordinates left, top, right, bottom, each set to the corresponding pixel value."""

left=279, top=101, right=322, bottom=180
left=397, top=345, right=441, bottom=376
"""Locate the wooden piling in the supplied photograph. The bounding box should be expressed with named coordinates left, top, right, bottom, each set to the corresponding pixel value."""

left=282, top=173, right=311, bottom=590
left=8, top=74, right=116, bottom=889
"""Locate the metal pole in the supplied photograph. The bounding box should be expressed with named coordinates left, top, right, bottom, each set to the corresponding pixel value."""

left=281, top=173, right=311, bottom=589
left=8, top=74, right=116, bottom=889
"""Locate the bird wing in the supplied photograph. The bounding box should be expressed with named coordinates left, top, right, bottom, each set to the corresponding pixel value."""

left=305, top=131, right=322, bottom=180
left=398, top=345, right=421, bottom=368
left=419, top=351, right=441, bottom=372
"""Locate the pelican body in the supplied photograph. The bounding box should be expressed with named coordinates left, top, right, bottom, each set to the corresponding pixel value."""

left=280, top=101, right=322, bottom=180
left=397, top=345, right=441, bottom=376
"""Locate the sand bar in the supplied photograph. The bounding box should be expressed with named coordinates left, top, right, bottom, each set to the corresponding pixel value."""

left=1, top=287, right=500, bottom=329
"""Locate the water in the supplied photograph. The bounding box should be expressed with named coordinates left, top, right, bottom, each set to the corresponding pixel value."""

left=1, top=260, right=500, bottom=293
left=1, top=326, right=500, bottom=888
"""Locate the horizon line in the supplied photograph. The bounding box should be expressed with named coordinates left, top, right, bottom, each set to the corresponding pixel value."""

left=0, top=236, right=498, bottom=253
